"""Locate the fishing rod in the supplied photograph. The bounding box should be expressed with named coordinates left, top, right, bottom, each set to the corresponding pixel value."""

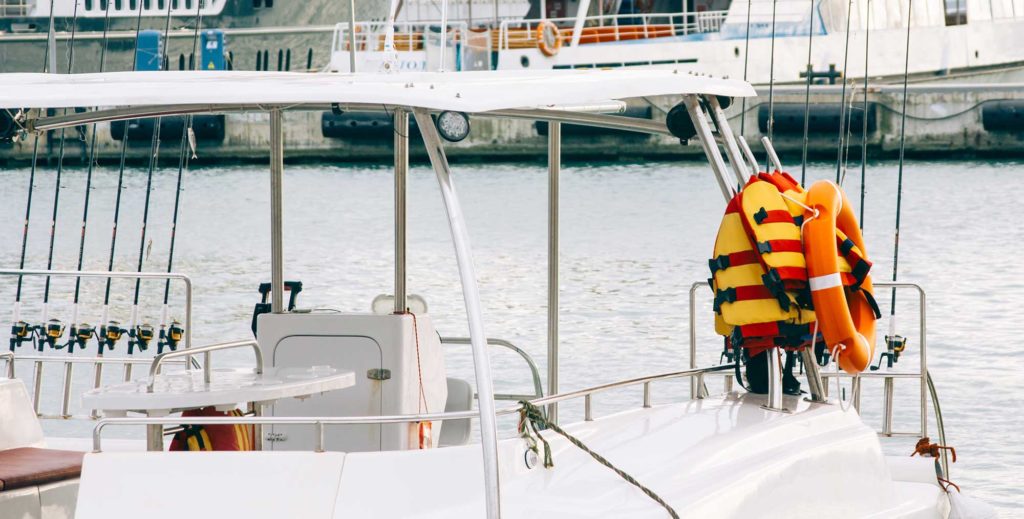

left=127, top=0, right=177, bottom=355
left=8, top=0, right=58, bottom=352
left=858, top=0, right=871, bottom=228
left=738, top=0, right=752, bottom=137
left=764, top=0, right=778, bottom=172
left=158, top=0, right=206, bottom=354
left=799, top=0, right=815, bottom=185
left=37, top=0, right=83, bottom=352
left=98, top=0, right=149, bottom=355
left=834, top=0, right=854, bottom=183
left=65, top=0, right=116, bottom=355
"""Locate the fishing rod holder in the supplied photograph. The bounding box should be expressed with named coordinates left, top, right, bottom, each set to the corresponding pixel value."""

left=0, top=269, right=194, bottom=353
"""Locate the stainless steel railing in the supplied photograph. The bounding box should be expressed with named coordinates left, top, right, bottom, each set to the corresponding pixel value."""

left=688, top=279, right=950, bottom=476
left=91, top=362, right=735, bottom=452
left=441, top=337, right=544, bottom=401
left=1, top=351, right=14, bottom=379
left=147, top=339, right=261, bottom=391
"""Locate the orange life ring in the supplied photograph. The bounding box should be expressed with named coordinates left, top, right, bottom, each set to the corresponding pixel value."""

left=169, top=407, right=254, bottom=451
left=803, top=180, right=877, bottom=374
left=536, top=20, right=562, bottom=57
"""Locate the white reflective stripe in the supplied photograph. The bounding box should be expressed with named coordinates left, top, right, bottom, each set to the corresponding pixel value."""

left=809, top=273, right=842, bottom=291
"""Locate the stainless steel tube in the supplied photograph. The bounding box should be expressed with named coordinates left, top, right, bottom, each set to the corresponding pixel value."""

left=269, top=109, right=285, bottom=314
left=688, top=282, right=701, bottom=398
left=683, top=95, right=734, bottom=201
left=764, top=348, right=785, bottom=411
left=584, top=394, right=593, bottom=421
left=547, top=121, right=561, bottom=423
left=60, top=362, right=73, bottom=418
left=412, top=108, right=502, bottom=519
left=882, top=376, right=895, bottom=435
left=761, top=136, right=784, bottom=171
left=801, top=348, right=827, bottom=403
left=148, top=339, right=262, bottom=392
left=394, top=109, right=409, bottom=313
left=737, top=136, right=760, bottom=173
left=0, top=352, right=13, bottom=379
left=348, top=0, right=357, bottom=73
left=706, top=95, right=749, bottom=185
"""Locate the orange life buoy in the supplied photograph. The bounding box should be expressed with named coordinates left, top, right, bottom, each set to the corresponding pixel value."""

left=169, top=407, right=254, bottom=451
left=803, top=180, right=877, bottom=374
left=536, top=20, right=562, bottom=57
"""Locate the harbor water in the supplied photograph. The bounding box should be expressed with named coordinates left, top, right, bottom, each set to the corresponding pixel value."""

left=0, top=158, right=1021, bottom=514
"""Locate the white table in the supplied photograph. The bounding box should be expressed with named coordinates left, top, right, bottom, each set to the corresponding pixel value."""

left=83, top=366, right=355, bottom=450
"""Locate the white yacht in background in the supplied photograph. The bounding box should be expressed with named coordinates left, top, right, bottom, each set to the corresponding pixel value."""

left=330, top=0, right=1024, bottom=84
left=0, top=67, right=994, bottom=517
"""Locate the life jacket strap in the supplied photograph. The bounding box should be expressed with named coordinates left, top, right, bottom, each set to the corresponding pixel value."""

left=708, top=250, right=760, bottom=274
left=756, top=239, right=803, bottom=255
left=753, top=207, right=795, bottom=225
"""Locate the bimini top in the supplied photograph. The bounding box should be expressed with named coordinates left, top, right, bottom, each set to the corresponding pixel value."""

left=0, top=69, right=755, bottom=112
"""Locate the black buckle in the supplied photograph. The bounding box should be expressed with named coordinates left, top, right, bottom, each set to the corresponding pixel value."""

left=839, top=238, right=856, bottom=255
left=761, top=269, right=790, bottom=311
left=713, top=287, right=737, bottom=313
left=756, top=241, right=773, bottom=254
left=793, top=215, right=804, bottom=227
left=708, top=254, right=730, bottom=274
left=753, top=207, right=769, bottom=224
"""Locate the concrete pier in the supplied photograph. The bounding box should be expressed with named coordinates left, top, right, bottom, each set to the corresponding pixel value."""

left=2, top=82, right=1022, bottom=166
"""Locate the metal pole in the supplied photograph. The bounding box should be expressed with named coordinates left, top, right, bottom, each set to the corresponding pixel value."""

left=705, top=96, right=749, bottom=185
left=762, top=347, right=787, bottom=412
left=737, top=135, right=760, bottom=174
left=761, top=135, right=783, bottom=171
left=688, top=282, right=700, bottom=398
left=801, top=348, right=827, bottom=403
left=394, top=109, right=408, bottom=313
left=682, top=95, right=733, bottom=201
left=348, top=0, right=357, bottom=73
left=547, top=121, right=560, bottom=423
left=269, top=109, right=285, bottom=314
left=412, top=108, right=501, bottom=519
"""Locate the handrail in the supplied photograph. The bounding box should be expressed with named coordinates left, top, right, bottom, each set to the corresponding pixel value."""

left=441, top=337, right=544, bottom=400
left=93, top=362, right=734, bottom=452
left=0, top=351, right=13, bottom=379
left=0, top=269, right=193, bottom=351
left=148, top=339, right=261, bottom=391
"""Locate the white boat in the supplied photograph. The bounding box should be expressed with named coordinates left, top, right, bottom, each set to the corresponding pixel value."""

left=0, top=68, right=993, bottom=518
left=329, top=0, right=1024, bottom=84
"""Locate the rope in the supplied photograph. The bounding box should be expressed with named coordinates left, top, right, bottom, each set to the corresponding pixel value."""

left=890, top=0, right=913, bottom=318
left=408, top=312, right=428, bottom=413
left=834, top=0, right=854, bottom=183
left=518, top=400, right=679, bottom=519
left=857, top=0, right=871, bottom=228
left=799, top=0, right=815, bottom=185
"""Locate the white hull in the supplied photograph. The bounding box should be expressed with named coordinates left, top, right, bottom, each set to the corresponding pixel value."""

left=74, top=393, right=951, bottom=518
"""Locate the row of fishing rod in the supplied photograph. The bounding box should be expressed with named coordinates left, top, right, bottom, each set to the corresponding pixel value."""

left=6, top=0, right=203, bottom=357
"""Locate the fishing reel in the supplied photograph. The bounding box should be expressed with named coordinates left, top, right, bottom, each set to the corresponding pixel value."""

left=870, top=334, right=907, bottom=371
left=99, top=321, right=126, bottom=353
left=36, top=319, right=65, bottom=351
left=157, top=320, right=184, bottom=354
left=128, top=323, right=155, bottom=355
left=251, top=280, right=303, bottom=337
left=9, top=321, right=34, bottom=351
left=63, top=323, right=96, bottom=354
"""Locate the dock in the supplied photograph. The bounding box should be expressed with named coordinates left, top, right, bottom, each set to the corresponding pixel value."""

left=2, top=82, right=1022, bottom=166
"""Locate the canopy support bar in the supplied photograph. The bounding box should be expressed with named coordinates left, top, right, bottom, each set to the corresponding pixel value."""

left=683, top=95, right=733, bottom=201
left=547, top=121, right=561, bottom=424
left=394, top=109, right=408, bottom=313
left=269, top=108, right=285, bottom=313
left=706, top=96, right=749, bottom=186
left=412, top=108, right=501, bottom=519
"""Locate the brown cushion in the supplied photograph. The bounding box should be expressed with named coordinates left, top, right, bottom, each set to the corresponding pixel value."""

left=0, top=447, right=84, bottom=491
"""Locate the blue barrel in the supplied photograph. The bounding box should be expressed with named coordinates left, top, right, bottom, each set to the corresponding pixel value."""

left=135, top=30, right=163, bottom=71
left=201, top=30, right=226, bottom=71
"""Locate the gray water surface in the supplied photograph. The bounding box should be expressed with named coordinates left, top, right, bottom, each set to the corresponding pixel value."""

left=1, top=158, right=1021, bottom=513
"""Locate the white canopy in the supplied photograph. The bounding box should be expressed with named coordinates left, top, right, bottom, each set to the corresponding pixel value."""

left=0, top=69, right=755, bottom=112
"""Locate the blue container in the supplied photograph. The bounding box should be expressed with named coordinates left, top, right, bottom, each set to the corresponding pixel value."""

left=201, top=30, right=226, bottom=71
left=135, top=30, right=163, bottom=72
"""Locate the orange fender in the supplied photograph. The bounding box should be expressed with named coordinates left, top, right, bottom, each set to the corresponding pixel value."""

left=803, top=181, right=876, bottom=374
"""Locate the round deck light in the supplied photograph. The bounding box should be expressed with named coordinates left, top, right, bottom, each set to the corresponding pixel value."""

left=436, top=111, right=470, bottom=142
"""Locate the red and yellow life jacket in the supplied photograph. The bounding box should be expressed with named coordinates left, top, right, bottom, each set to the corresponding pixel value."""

left=169, top=407, right=254, bottom=452
left=710, top=172, right=879, bottom=353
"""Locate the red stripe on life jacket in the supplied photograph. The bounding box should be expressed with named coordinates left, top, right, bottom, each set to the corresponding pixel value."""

left=757, top=239, right=803, bottom=254
left=754, top=209, right=795, bottom=225
left=775, top=266, right=809, bottom=282
left=733, top=284, right=775, bottom=301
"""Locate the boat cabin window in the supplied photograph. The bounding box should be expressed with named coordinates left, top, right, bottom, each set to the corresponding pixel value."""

left=114, top=0, right=122, bottom=11
left=945, top=0, right=967, bottom=25
left=129, top=0, right=136, bottom=10
left=85, top=0, right=93, bottom=11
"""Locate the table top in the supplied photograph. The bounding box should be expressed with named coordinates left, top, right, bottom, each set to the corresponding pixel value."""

left=82, top=366, right=355, bottom=416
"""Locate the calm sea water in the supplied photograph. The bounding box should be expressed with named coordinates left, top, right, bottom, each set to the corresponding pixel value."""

left=0, top=158, right=1021, bottom=513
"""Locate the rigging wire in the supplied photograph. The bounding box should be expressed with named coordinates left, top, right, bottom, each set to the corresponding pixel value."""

left=799, top=0, right=815, bottom=185
left=39, top=0, right=81, bottom=348
left=834, top=0, right=855, bottom=183
left=858, top=0, right=871, bottom=229
left=11, top=0, right=59, bottom=330
left=765, top=0, right=778, bottom=172
left=890, top=0, right=913, bottom=323
left=739, top=0, right=753, bottom=137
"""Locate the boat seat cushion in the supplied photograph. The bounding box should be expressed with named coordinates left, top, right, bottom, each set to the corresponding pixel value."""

left=0, top=447, right=85, bottom=491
